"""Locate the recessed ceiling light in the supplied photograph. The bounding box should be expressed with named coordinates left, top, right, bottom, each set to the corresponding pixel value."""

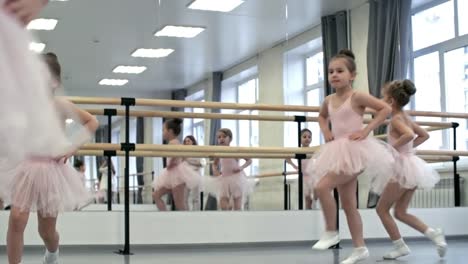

left=29, top=42, right=46, bottom=53
left=187, top=0, right=245, bottom=12
left=113, top=66, right=147, bottom=74
left=99, top=79, right=128, bottom=86
left=155, top=25, right=205, bottom=38
left=131, top=48, right=174, bottom=58
left=27, top=18, right=58, bottom=30
left=65, top=118, right=74, bottom=124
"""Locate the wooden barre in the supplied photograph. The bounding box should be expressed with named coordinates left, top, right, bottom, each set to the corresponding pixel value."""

left=66, top=96, right=468, bottom=119
left=77, top=150, right=314, bottom=159
left=66, top=96, right=320, bottom=112
left=84, top=108, right=453, bottom=128
left=85, top=109, right=320, bottom=122
left=416, top=150, right=468, bottom=157
left=81, top=143, right=319, bottom=155
left=375, top=126, right=447, bottom=140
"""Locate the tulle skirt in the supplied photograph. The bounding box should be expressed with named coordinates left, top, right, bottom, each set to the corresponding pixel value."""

left=0, top=157, right=92, bottom=217
left=307, top=136, right=394, bottom=194
left=392, top=153, right=440, bottom=190
left=152, top=162, right=201, bottom=191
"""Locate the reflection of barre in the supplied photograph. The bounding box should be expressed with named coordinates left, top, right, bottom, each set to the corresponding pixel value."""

left=81, top=143, right=318, bottom=155
left=115, top=171, right=154, bottom=178
left=416, top=150, right=468, bottom=157
left=85, top=109, right=319, bottom=122
left=77, top=150, right=314, bottom=159
left=253, top=171, right=298, bottom=178
left=375, top=126, right=448, bottom=140
left=84, top=108, right=455, bottom=128
left=66, top=96, right=468, bottom=119
left=366, top=108, right=468, bottom=119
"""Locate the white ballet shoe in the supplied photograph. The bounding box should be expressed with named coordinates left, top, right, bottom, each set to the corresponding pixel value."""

left=312, top=231, right=340, bottom=250
left=341, top=247, right=369, bottom=264
left=425, top=228, right=447, bottom=257
left=383, top=238, right=410, bottom=259
left=43, top=249, right=59, bottom=264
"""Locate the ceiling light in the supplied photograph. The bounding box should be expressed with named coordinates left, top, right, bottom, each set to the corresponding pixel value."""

left=155, top=25, right=205, bottom=38
left=131, top=48, right=174, bottom=58
left=187, top=0, right=245, bottom=12
left=99, top=79, right=128, bottom=86
left=27, top=18, right=58, bottom=30
left=65, top=119, right=73, bottom=124
left=29, top=42, right=46, bottom=53
left=113, top=66, right=147, bottom=74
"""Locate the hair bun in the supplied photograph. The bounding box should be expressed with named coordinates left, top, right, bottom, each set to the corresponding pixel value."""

left=402, top=79, right=416, bottom=96
left=338, top=49, right=355, bottom=60
left=173, top=118, right=183, bottom=124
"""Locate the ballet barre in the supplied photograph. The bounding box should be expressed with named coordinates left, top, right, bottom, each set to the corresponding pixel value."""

left=84, top=108, right=455, bottom=128
left=77, top=150, right=314, bottom=159
left=67, top=96, right=468, bottom=120
left=81, top=143, right=319, bottom=155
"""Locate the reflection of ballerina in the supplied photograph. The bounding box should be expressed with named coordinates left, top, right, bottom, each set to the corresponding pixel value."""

left=183, top=135, right=204, bottom=211
left=286, top=128, right=316, bottom=209
left=97, top=159, right=116, bottom=203
left=213, top=128, right=252, bottom=211
left=152, top=119, right=201, bottom=211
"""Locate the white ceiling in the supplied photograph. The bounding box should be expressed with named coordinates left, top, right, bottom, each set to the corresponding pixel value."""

left=36, top=0, right=369, bottom=97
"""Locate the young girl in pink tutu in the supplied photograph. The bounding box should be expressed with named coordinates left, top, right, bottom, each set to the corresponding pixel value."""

left=212, top=128, right=252, bottom=211
left=307, top=49, right=394, bottom=264
left=3, top=53, right=99, bottom=264
left=152, top=119, right=201, bottom=211
left=376, top=79, right=446, bottom=260
left=286, top=128, right=315, bottom=209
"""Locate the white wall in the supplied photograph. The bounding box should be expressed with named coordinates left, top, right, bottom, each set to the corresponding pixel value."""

left=1, top=207, right=466, bottom=245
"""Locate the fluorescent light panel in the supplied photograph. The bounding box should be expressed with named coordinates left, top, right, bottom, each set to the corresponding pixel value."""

left=131, top=48, right=174, bottom=58
left=155, top=25, right=205, bottom=38
left=113, top=66, right=147, bottom=74
left=99, top=79, right=128, bottom=86
left=27, top=18, right=58, bottom=30
left=29, top=42, right=46, bottom=53
left=188, top=0, right=244, bottom=12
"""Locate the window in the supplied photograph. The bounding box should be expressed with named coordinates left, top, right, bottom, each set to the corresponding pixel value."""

left=152, top=117, right=164, bottom=181
left=305, top=51, right=325, bottom=147
left=111, top=129, right=120, bottom=177
left=221, top=77, right=259, bottom=176
left=412, top=0, right=455, bottom=50
left=459, top=0, right=468, bottom=36
left=184, top=90, right=205, bottom=146
left=306, top=52, right=324, bottom=86
left=411, top=0, right=468, bottom=152
left=129, top=118, right=137, bottom=187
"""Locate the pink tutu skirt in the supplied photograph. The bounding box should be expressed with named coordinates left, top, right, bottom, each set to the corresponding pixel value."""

left=0, top=157, right=92, bottom=217
left=307, top=137, right=394, bottom=194
left=152, top=162, right=201, bottom=191
left=392, top=153, right=440, bottom=190
left=217, top=172, right=249, bottom=199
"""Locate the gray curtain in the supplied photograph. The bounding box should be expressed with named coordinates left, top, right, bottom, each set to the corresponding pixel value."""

left=136, top=117, right=144, bottom=204
left=366, top=0, right=412, bottom=208
left=367, top=0, right=412, bottom=97
left=321, top=10, right=349, bottom=96
left=205, top=72, right=222, bottom=211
